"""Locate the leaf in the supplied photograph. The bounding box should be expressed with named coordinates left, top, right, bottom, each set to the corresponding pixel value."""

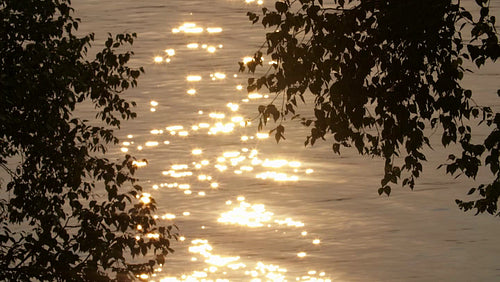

left=275, top=1, right=288, bottom=13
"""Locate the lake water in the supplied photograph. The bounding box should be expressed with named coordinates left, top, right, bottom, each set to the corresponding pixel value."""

left=74, top=1, right=500, bottom=281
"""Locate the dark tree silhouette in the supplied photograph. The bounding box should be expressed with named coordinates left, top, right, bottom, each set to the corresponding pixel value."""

left=241, top=0, right=500, bottom=215
left=0, top=0, right=176, bottom=280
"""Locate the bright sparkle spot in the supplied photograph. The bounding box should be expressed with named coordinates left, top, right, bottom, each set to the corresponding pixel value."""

left=192, top=149, right=203, bottom=155
left=227, top=103, right=239, bottom=111
left=150, top=100, right=159, bottom=107
left=313, top=239, right=321, bottom=245
left=187, top=43, right=199, bottom=48
left=120, top=147, right=128, bottom=153
left=297, top=252, right=307, bottom=258
left=183, top=212, right=190, bottom=216
left=164, top=49, right=175, bottom=56
left=237, top=196, right=245, bottom=201
left=179, top=131, right=189, bottom=136
left=139, top=193, right=151, bottom=204
left=306, top=168, right=314, bottom=174
left=301, top=231, right=308, bottom=236
left=154, top=56, right=163, bottom=63
left=236, top=85, right=243, bottom=90
left=198, top=191, right=206, bottom=196
left=207, top=46, right=217, bottom=53
left=187, top=89, right=196, bottom=95
left=211, top=182, right=219, bottom=189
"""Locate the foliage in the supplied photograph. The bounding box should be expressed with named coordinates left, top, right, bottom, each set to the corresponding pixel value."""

left=241, top=0, right=500, bottom=215
left=0, top=0, right=176, bottom=280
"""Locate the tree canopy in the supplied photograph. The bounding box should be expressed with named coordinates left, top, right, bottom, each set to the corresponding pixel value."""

left=0, top=0, right=175, bottom=280
left=241, top=0, right=500, bottom=215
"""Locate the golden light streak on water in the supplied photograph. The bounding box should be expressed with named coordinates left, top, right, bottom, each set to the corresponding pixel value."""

left=214, top=72, right=226, bottom=79
left=297, top=252, right=307, bottom=258
left=132, top=160, right=147, bottom=167
left=262, top=159, right=288, bottom=168
left=179, top=184, right=190, bottom=190
left=166, top=125, right=184, bottom=131
left=256, top=132, right=269, bottom=139
left=187, top=43, right=199, bottom=49
left=274, top=218, right=305, bottom=227
left=172, top=22, right=204, bottom=34
left=206, top=27, right=223, bottom=33
left=145, top=141, right=159, bottom=147
left=147, top=233, right=160, bottom=239
left=209, top=122, right=235, bottom=134
left=150, top=129, right=163, bottom=134
left=248, top=93, right=263, bottom=99
left=209, top=112, right=225, bottom=119
left=179, top=131, right=189, bottom=136
left=192, top=149, right=203, bottom=155
left=162, top=213, right=176, bottom=220
left=256, top=171, right=299, bottom=182
left=187, top=75, right=202, bottom=82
